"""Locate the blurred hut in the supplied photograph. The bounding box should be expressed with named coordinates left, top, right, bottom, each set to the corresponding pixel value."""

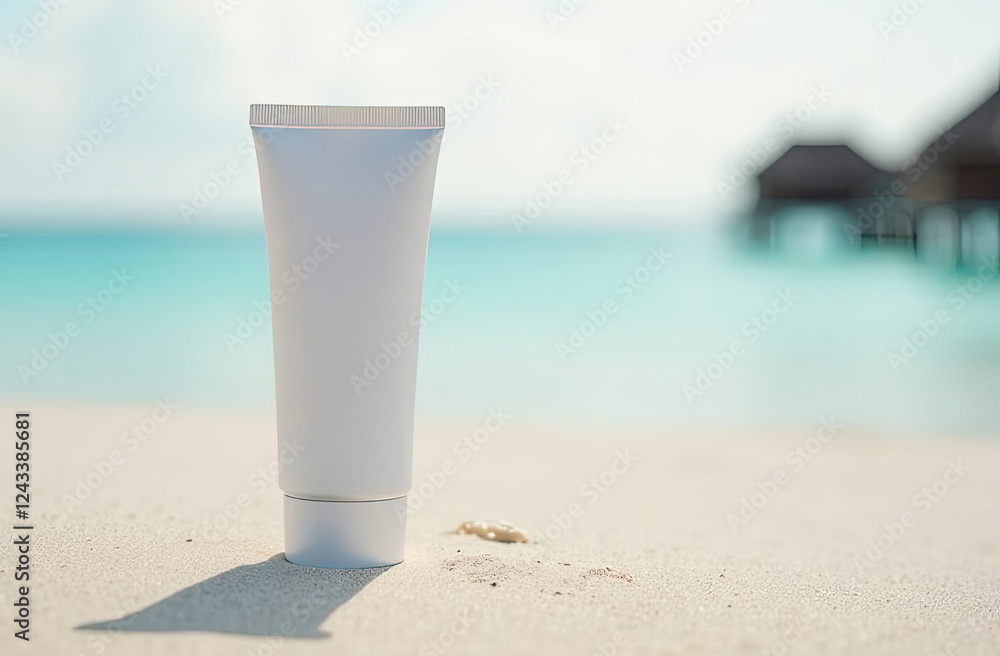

left=907, top=90, right=1000, bottom=267
left=747, top=84, right=1000, bottom=266
left=750, top=144, right=896, bottom=248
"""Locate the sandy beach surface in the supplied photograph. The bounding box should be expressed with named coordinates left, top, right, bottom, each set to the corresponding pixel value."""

left=2, top=402, right=998, bottom=655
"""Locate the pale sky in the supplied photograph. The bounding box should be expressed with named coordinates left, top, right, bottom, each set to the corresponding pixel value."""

left=1, top=0, right=998, bottom=225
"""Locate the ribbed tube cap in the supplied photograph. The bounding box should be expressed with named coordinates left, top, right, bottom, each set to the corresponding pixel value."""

left=283, top=495, right=407, bottom=569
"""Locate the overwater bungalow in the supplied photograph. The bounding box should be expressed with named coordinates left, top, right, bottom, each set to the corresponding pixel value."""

left=906, top=90, right=1000, bottom=266
left=750, top=144, right=894, bottom=247
left=749, top=86, right=1000, bottom=266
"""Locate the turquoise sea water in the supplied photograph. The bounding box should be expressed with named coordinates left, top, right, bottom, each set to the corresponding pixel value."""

left=1, top=222, right=999, bottom=435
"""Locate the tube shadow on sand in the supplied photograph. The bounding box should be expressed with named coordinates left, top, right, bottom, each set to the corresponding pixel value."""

left=77, top=554, right=386, bottom=638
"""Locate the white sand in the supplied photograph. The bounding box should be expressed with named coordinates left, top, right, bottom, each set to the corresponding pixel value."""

left=2, top=402, right=998, bottom=655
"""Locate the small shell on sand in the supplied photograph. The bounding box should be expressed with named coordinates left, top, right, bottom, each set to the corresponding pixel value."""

left=456, top=520, right=529, bottom=543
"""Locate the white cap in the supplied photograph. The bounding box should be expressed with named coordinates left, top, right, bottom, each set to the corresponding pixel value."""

left=283, top=495, right=407, bottom=569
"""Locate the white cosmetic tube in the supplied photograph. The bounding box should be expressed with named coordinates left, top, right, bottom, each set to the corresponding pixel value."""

left=249, top=105, right=445, bottom=568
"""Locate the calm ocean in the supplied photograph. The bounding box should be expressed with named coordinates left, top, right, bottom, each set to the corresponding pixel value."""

left=2, top=222, right=999, bottom=435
